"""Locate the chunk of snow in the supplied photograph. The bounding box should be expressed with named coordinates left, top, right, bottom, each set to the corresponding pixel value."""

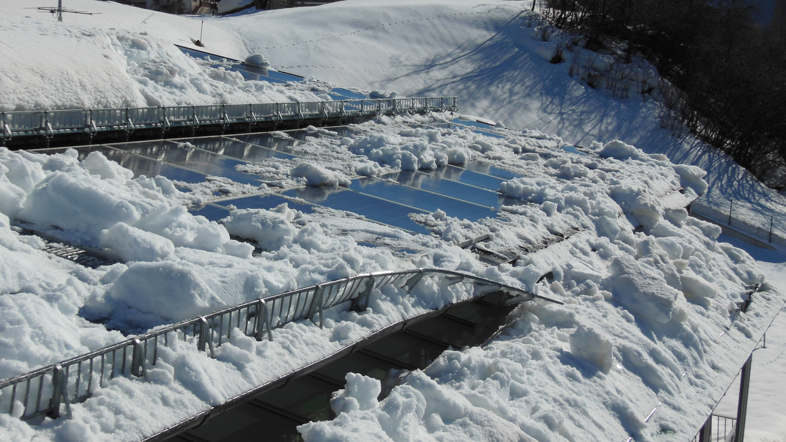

left=569, top=325, right=613, bottom=374
left=331, top=373, right=381, bottom=415
left=244, top=54, right=270, bottom=69
left=99, top=222, right=175, bottom=262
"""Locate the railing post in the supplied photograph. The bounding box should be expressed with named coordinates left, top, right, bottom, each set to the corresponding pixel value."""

left=734, top=354, right=753, bottom=442
left=198, top=317, right=216, bottom=358
left=728, top=199, right=733, bottom=226
left=1, top=112, right=10, bottom=146
left=256, top=299, right=272, bottom=341
left=130, top=339, right=143, bottom=377
left=48, top=365, right=72, bottom=420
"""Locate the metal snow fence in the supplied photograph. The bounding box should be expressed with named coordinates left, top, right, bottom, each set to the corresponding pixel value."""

left=278, top=102, right=300, bottom=119
left=299, top=101, right=323, bottom=119
left=193, top=105, right=225, bottom=126
left=250, top=103, right=279, bottom=122
left=690, top=414, right=737, bottom=442
left=224, top=104, right=251, bottom=124
left=0, top=268, right=556, bottom=423
left=322, top=101, right=344, bottom=117
left=165, top=106, right=197, bottom=127
left=128, top=107, right=164, bottom=128
left=4, top=111, right=45, bottom=134
left=1, top=97, right=458, bottom=144
left=46, top=110, right=89, bottom=134
left=91, top=108, right=128, bottom=131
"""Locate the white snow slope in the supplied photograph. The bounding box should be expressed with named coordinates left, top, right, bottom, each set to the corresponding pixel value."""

left=1, top=0, right=786, bottom=441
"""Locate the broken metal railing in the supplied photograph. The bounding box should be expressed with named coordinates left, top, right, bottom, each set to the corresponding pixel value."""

left=0, top=267, right=558, bottom=423
left=0, top=97, right=459, bottom=144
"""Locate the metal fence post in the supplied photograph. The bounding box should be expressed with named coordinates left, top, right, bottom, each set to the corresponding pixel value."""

left=698, top=414, right=712, bottom=442
left=728, top=199, right=734, bottom=226
left=256, top=299, right=272, bottom=341
left=734, top=354, right=753, bottom=442
left=130, top=339, right=143, bottom=377
left=48, top=365, right=72, bottom=420
left=198, top=317, right=216, bottom=358
left=769, top=216, right=773, bottom=243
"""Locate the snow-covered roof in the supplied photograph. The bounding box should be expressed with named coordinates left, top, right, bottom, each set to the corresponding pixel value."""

left=1, top=113, right=782, bottom=442
left=2, top=0, right=786, bottom=440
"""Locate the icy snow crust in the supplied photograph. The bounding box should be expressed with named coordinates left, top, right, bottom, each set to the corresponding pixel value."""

left=0, top=113, right=782, bottom=442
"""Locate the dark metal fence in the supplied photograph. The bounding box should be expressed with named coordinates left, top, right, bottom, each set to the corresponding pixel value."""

left=690, top=414, right=737, bottom=442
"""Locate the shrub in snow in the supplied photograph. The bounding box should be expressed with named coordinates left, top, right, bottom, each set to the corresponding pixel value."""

left=99, top=222, right=175, bottom=262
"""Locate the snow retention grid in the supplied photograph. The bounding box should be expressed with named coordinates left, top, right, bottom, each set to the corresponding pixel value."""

left=0, top=97, right=459, bottom=143
left=0, top=267, right=558, bottom=423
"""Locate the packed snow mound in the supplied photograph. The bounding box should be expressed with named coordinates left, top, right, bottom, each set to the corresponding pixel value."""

left=107, top=261, right=226, bottom=322
left=99, top=222, right=175, bottom=262
left=291, top=163, right=351, bottom=187
left=330, top=373, right=381, bottom=414
left=598, top=140, right=647, bottom=161
left=223, top=204, right=298, bottom=250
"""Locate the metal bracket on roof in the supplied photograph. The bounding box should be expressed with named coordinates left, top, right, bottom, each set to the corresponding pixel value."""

left=403, top=270, right=424, bottom=293
left=1, top=116, right=11, bottom=145
left=351, top=275, right=375, bottom=312
left=307, top=286, right=325, bottom=328
left=443, top=274, right=464, bottom=286
left=505, top=289, right=535, bottom=303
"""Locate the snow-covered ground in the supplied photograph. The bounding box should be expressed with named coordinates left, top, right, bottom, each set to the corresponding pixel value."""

left=1, top=0, right=786, bottom=441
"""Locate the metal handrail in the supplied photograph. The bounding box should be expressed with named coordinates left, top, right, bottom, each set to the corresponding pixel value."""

left=0, top=97, right=458, bottom=144
left=0, top=267, right=557, bottom=422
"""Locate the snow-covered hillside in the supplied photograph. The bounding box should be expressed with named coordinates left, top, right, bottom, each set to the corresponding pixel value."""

left=1, top=0, right=786, bottom=441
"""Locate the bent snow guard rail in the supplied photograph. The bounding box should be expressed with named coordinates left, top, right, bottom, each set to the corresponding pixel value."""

left=0, top=268, right=559, bottom=423
left=0, top=97, right=459, bottom=146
